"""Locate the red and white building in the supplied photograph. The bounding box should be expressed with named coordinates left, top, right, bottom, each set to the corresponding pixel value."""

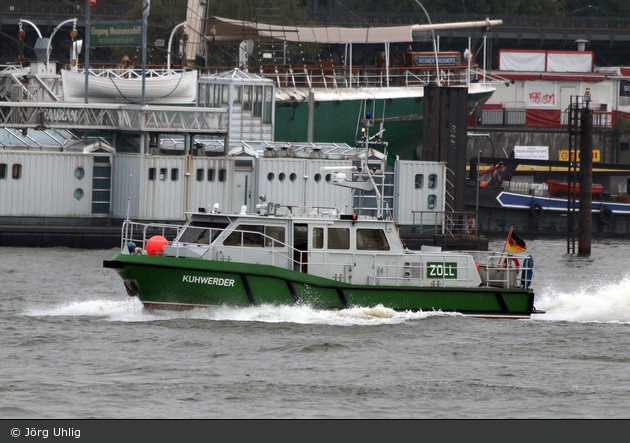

left=481, top=48, right=630, bottom=129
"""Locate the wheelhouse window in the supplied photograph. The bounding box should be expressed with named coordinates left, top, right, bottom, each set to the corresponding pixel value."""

left=218, top=169, right=227, bottom=182
left=312, top=227, right=324, bottom=249
left=149, top=168, right=156, bottom=180
left=356, top=228, right=390, bottom=251
left=159, top=168, right=167, bottom=180
left=208, top=168, right=215, bottom=181
left=224, top=224, right=285, bottom=247
left=171, top=168, right=179, bottom=181
left=179, top=221, right=230, bottom=244
left=328, top=227, right=350, bottom=250
left=0, top=164, right=6, bottom=179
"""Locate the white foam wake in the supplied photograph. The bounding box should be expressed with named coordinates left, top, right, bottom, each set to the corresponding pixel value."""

left=23, top=299, right=456, bottom=325
left=534, top=275, right=630, bottom=323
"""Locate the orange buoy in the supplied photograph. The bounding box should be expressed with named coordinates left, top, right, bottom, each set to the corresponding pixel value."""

left=146, top=235, right=168, bottom=256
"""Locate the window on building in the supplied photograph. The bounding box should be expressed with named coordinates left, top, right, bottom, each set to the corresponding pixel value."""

left=243, top=85, right=252, bottom=111
left=171, top=168, right=179, bottom=181
left=159, top=168, right=167, bottom=180
left=197, top=84, right=207, bottom=106
left=428, top=174, right=437, bottom=189
left=263, top=86, right=273, bottom=124
left=253, top=85, right=263, bottom=117
left=218, top=169, right=227, bottom=182
left=208, top=168, right=215, bottom=181
left=221, top=84, right=229, bottom=104
left=12, top=164, right=22, bottom=179
left=149, top=168, right=156, bottom=180
left=0, top=164, right=6, bottom=179
left=415, top=174, right=424, bottom=189
left=213, top=84, right=222, bottom=107
left=233, top=85, right=242, bottom=104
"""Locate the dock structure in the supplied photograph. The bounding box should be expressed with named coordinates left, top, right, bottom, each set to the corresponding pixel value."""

left=0, top=102, right=227, bottom=146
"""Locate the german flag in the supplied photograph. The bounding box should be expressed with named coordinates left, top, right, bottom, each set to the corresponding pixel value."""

left=506, top=231, right=527, bottom=253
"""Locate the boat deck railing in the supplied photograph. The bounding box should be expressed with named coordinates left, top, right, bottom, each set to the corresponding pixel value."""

left=119, top=220, right=533, bottom=289
left=468, top=251, right=534, bottom=290
left=240, top=64, right=482, bottom=91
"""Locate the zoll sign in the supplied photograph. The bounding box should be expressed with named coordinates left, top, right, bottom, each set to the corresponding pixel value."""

left=558, top=150, right=600, bottom=162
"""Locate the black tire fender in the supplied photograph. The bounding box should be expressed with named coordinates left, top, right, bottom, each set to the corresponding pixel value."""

left=599, top=205, right=613, bottom=225
left=530, top=202, right=543, bottom=219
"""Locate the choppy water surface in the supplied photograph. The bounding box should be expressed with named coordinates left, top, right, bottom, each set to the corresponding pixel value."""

left=1, top=239, right=630, bottom=418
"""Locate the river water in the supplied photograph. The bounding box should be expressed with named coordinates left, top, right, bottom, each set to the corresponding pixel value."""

left=1, top=238, right=629, bottom=419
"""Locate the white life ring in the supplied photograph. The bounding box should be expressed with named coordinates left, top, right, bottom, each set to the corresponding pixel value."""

left=466, top=217, right=476, bottom=234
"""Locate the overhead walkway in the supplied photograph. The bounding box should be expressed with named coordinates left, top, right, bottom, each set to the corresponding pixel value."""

left=0, top=102, right=227, bottom=135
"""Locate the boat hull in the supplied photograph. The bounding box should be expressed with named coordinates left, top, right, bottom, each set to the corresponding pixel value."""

left=104, top=253, right=538, bottom=319
left=465, top=180, right=630, bottom=235
left=274, top=85, right=494, bottom=161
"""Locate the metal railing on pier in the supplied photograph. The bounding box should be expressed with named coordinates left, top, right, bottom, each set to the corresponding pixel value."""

left=472, top=107, right=617, bottom=130
left=411, top=211, right=478, bottom=236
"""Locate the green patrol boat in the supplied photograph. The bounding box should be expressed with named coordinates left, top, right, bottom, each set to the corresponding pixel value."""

left=104, top=124, right=542, bottom=319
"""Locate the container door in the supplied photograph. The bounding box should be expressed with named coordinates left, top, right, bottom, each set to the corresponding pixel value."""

left=232, top=169, right=252, bottom=213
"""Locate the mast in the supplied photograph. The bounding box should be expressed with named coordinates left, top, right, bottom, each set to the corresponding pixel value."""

left=84, top=1, right=90, bottom=103
left=329, top=111, right=389, bottom=220
left=141, top=0, right=149, bottom=106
